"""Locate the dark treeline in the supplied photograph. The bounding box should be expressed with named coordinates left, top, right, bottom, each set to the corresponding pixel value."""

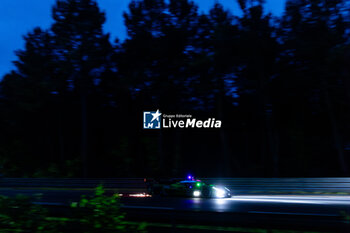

left=1, top=0, right=350, bottom=178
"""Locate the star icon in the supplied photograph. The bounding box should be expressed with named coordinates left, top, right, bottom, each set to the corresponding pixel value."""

left=151, top=110, right=161, bottom=122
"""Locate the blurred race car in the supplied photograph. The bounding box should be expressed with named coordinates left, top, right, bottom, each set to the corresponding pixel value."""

left=150, top=178, right=231, bottom=198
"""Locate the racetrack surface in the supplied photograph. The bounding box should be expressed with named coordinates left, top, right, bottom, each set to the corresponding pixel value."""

left=122, top=195, right=350, bottom=214
left=0, top=187, right=348, bottom=213
left=0, top=188, right=349, bottom=215
left=0, top=188, right=349, bottom=231
left=0, top=187, right=350, bottom=232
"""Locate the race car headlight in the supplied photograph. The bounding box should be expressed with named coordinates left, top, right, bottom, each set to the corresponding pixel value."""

left=213, top=187, right=226, bottom=198
left=193, top=190, right=201, bottom=197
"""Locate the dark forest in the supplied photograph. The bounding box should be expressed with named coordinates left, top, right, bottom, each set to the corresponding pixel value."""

left=1, top=0, right=350, bottom=178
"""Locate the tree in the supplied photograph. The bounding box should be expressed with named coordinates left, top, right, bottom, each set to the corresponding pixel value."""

left=0, top=0, right=113, bottom=177
left=0, top=28, right=58, bottom=176
left=278, top=0, right=349, bottom=175
left=51, top=0, right=112, bottom=177
left=120, top=0, right=201, bottom=176
left=235, top=1, right=279, bottom=176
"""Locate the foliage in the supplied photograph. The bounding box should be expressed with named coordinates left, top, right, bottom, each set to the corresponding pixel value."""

left=0, top=186, right=147, bottom=232
left=71, top=185, right=147, bottom=233
left=0, top=195, right=61, bottom=233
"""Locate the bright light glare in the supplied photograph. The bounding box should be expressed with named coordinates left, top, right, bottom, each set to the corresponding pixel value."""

left=233, top=196, right=350, bottom=205
left=193, top=190, right=201, bottom=197
left=213, top=187, right=226, bottom=198
left=129, top=193, right=151, bottom=198
left=215, top=198, right=226, bottom=205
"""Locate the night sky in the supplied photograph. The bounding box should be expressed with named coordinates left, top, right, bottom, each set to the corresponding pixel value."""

left=0, top=0, right=285, bottom=79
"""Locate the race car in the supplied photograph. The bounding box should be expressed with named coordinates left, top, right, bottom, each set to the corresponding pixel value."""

left=150, top=178, right=231, bottom=198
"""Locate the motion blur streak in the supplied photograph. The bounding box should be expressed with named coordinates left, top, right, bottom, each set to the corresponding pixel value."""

left=124, top=193, right=152, bottom=198
left=231, top=195, right=350, bottom=205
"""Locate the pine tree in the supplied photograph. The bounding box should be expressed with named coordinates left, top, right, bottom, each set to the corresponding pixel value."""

left=51, top=0, right=112, bottom=177
left=235, top=1, right=279, bottom=176
left=0, top=28, right=57, bottom=176
left=278, top=0, right=348, bottom=175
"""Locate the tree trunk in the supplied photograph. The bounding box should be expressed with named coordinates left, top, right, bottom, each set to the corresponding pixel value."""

left=258, top=62, right=279, bottom=177
left=58, top=102, right=65, bottom=170
left=158, top=128, right=164, bottom=176
left=217, top=90, right=233, bottom=176
left=172, top=129, right=181, bottom=177
left=81, top=92, right=88, bottom=177
left=323, top=78, right=348, bottom=175
left=272, top=125, right=279, bottom=177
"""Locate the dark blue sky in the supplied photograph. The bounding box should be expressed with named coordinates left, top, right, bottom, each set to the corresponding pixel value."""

left=0, top=0, right=285, bottom=79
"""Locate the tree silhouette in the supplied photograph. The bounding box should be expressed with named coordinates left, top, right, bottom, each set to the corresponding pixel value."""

left=1, top=0, right=350, bottom=177
left=51, top=0, right=112, bottom=177
left=277, top=0, right=348, bottom=175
